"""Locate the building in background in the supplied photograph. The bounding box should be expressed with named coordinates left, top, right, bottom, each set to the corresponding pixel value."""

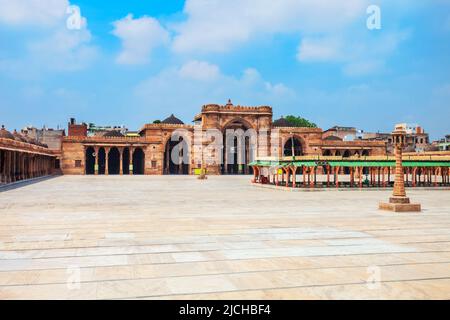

left=67, top=118, right=129, bottom=137
left=323, top=126, right=357, bottom=141
left=21, top=126, right=65, bottom=151
left=433, top=135, right=450, bottom=151
left=86, top=123, right=128, bottom=137
left=358, top=123, right=431, bottom=154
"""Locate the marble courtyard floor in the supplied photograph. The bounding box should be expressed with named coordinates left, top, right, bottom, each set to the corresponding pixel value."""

left=0, top=175, right=449, bottom=300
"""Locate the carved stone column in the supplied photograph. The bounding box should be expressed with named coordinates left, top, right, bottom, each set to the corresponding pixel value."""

left=0, top=151, right=4, bottom=184
left=129, top=147, right=134, bottom=175
left=119, top=148, right=124, bottom=175
left=379, top=126, right=421, bottom=212
left=105, top=147, right=110, bottom=175
left=94, top=147, right=99, bottom=175
left=11, top=151, right=16, bottom=182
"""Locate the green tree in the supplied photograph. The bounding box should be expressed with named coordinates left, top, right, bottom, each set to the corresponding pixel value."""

left=285, top=115, right=317, bottom=128
left=153, top=120, right=161, bottom=124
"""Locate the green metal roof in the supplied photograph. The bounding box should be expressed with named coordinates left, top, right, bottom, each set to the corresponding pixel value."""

left=248, top=161, right=279, bottom=167
left=328, top=161, right=392, bottom=167
left=404, top=161, right=450, bottom=167
left=250, top=160, right=450, bottom=168
left=292, top=161, right=318, bottom=167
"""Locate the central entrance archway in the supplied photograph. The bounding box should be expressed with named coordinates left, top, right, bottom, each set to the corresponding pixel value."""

left=222, top=119, right=255, bottom=175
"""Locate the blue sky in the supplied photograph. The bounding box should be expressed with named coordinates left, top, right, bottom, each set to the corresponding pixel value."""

left=0, top=0, right=449, bottom=139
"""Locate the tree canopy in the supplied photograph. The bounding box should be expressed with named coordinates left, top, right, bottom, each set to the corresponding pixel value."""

left=284, top=115, right=317, bottom=128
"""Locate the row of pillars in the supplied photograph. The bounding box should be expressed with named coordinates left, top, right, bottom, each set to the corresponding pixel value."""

left=222, top=147, right=253, bottom=175
left=0, top=149, right=54, bottom=184
left=89, top=146, right=138, bottom=175
left=252, top=166, right=450, bottom=188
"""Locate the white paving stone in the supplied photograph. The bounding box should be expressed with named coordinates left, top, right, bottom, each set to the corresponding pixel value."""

left=0, top=175, right=449, bottom=299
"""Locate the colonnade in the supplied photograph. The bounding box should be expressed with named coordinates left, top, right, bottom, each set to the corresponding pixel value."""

left=85, top=146, right=145, bottom=175
left=0, top=149, right=54, bottom=184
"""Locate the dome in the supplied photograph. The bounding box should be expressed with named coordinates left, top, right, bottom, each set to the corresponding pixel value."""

left=162, top=114, right=184, bottom=125
left=324, top=135, right=343, bottom=141
left=0, top=125, right=15, bottom=140
left=272, top=117, right=292, bottom=127
left=103, top=130, right=124, bottom=137
left=12, top=130, right=27, bottom=142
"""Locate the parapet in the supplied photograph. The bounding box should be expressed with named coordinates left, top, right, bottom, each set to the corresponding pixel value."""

left=201, top=102, right=272, bottom=114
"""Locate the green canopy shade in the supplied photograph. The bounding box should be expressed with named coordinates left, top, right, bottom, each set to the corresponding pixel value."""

left=250, top=160, right=450, bottom=168
left=292, top=161, right=319, bottom=167
left=403, top=161, right=450, bottom=167
left=328, top=161, right=392, bottom=167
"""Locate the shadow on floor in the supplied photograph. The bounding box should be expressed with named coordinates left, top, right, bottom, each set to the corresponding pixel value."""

left=0, top=175, right=60, bottom=193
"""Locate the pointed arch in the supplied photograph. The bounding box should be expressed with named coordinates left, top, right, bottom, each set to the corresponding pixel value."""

left=221, top=118, right=256, bottom=175
left=163, top=130, right=191, bottom=175
left=283, top=135, right=305, bottom=157
left=85, top=147, right=95, bottom=175
left=133, top=147, right=145, bottom=175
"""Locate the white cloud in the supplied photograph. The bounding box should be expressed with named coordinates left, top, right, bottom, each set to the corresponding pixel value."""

left=134, top=62, right=295, bottom=118
left=172, top=0, right=368, bottom=53
left=0, top=0, right=69, bottom=27
left=178, top=60, right=220, bottom=81
left=296, top=30, right=410, bottom=76
left=297, top=37, right=342, bottom=62
left=112, top=14, right=170, bottom=65
left=343, top=60, right=385, bottom=77
left=28, top=27, right=98, bottom=71
left=0, top=1, right=97, bottom=73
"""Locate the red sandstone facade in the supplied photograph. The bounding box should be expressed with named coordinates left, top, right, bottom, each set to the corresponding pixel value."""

left=59, top=101, right=387, bottom=175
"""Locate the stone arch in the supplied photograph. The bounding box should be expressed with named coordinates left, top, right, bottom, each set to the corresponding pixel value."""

left=108, top=147, right=121, bottom=175
left=221, top=117, right=254, bottom=131
left=221, top=118, right=256, bottom=175
left=85, top=146, right=95, bottom=175
left=133, top=147, right=145, bottom=175
left=283, top=135, right=305, bottom=157
left=123, top=147, right=130, bottom=174
left=163, top=131, right=191, bottom=175
left=342, top=150, right=352, bottom=174
left=98, top=148, right=106, bottom=175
